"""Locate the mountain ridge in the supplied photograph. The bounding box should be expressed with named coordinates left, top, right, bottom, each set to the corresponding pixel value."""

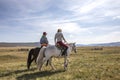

left=0, top=42, right=40, bottom=47
left=76, top=42, right=120, bottom=46
left=0, top=42, right=120, bottom=47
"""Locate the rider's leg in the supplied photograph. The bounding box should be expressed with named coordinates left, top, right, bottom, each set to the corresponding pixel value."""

left=60, top=42, right=68, bottom=56
left=62, top=47, right=68, bottom=56
left=57, top=41, right=68, bottom=56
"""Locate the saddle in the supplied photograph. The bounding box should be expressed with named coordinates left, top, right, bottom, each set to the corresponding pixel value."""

left=55, top=43, right=66, bottom=56
left=41, top=43, right=48, bottom=47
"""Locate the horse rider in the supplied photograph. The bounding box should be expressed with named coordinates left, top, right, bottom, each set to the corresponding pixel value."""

left=40, top=32, right=49, bottom=48
left=54, top=29, right=68, bottom=56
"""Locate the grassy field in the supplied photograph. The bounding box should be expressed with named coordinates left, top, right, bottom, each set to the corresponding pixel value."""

left=0, top=46, right=120, bottom=80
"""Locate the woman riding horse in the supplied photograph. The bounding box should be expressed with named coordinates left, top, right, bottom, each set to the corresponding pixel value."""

left=54, top=29, right=68, bottom=56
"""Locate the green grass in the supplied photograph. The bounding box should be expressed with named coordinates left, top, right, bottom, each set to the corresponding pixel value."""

left=0, top=47, right=120, bottom=80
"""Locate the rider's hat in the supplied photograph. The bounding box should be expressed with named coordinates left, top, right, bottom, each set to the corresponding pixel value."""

left=58, top=29, right=62, bottom=32
left=43, top=32, right=47, bottom=35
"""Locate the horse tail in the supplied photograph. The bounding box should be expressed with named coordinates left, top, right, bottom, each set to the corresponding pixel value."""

left=27, top=48, right=34, bottom=70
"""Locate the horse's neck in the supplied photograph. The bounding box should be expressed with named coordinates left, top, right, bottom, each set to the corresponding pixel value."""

left=68, top=44, right=74, bottom=52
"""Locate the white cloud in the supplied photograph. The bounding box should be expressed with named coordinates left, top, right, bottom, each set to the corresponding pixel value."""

left=113, top=16, right=120, bottom=20
left=69, top=31, right=120, bottom=44
left=15, top=0, right=51, bottom=12
left=93, top=31, right=120, bottom=43
left=59, top=23, right=88, bottom=33
left=58, top=0, right=120, bottom=23
left=79, top=0, right=106, bottom=14
left=0, top=0, right=120, bottom=44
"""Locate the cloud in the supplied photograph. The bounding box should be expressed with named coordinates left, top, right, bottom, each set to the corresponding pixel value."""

left=0, top=0, right=120, bottom=44
left=58, top=0, right=120, bottom=23
left=0, top=0, right=52, bottom=19
left=58, top=23, right=88, bottom=33
left=92, top=31, right=120, bottom=43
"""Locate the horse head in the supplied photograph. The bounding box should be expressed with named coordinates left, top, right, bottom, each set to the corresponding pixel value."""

left=68, top=42, right=77, bottom=53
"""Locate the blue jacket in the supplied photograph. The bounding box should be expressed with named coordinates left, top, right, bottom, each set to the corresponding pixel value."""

left=40, top=36, right=48, bottom=44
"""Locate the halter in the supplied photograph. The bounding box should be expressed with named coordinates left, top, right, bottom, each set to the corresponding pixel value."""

left=67, top=43, right=77, bottom=53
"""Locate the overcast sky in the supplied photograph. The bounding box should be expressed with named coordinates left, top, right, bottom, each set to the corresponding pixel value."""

left=0, top=0, right=120, bottom=44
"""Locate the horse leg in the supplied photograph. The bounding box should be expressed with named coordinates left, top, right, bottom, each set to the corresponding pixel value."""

left=37, top=55, right=47, bottom=71
left=46, top=59, right=49, bottom=66
left=49, top=57, right=56, bottom=70
left=39, top=59, right=44, bottom=71
left=37, top=56, right=44, bottom=71
left=64, top=56, right=68, bottom=70
left=39, top=57, right=52, bottom=71
left=37, top=47, right=45, bottom=71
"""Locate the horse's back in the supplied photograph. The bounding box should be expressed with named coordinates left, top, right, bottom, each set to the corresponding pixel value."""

left=47, top=45, right=56, bottom=49
left=45, top=45, right=61, bottom=57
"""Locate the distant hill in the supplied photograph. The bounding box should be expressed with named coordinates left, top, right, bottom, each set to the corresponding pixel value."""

left=0, top=42, right=40, bottom=47
left=76, top=44, right=85, bottom=46
left=77, top=42, right=120, bottom=46
left=88, top=42, right=120, bottom=46
left=0, top=42, right=120, bottom=47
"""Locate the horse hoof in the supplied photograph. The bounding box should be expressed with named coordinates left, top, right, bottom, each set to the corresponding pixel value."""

left=64, top=64, right=68, bottom=67
left=39, top=69, right=42, bottom=71
left=64, top=67, right=67, bottom=70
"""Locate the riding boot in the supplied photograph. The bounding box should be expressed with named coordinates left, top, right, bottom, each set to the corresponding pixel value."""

left=62, top=47, right=68, bottom=56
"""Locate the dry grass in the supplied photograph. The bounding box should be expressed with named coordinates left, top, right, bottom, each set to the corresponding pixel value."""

left=0, top=46, right=120, bottom=80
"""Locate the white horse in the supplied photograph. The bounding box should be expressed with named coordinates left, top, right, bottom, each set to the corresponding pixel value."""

left=36, top=43, right=77, bottom=71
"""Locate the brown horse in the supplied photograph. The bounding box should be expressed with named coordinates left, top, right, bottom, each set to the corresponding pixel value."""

left=27, top=47, right=41, bottom=70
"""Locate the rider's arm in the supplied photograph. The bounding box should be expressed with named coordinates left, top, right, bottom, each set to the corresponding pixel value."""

left=61, top=33, right=66, bottom=42
left=40, top=37, right=43, bottom=44
left=45, top=37, right=49, bottom=44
